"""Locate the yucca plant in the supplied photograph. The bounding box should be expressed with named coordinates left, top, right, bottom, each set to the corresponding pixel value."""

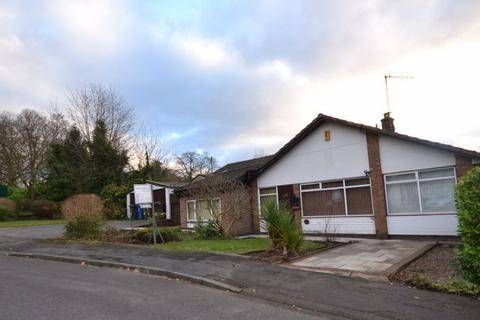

left=261, top=199, right=303, bottom=255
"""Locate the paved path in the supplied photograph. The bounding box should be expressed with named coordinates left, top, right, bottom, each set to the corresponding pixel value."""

left=1, top=255, right=327, bottom=320
left=0, top=235, right=477, bottom=320
left=290, top=239, right=433, bottom=277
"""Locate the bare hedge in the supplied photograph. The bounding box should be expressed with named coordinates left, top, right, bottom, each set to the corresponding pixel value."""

left=61, top=194, right=104, bottom=221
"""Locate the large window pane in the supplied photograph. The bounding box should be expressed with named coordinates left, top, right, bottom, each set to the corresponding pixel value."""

left=386, top=182, right=420, bottom=214
left=260, top=195, right=276, bottom=210
left=420, top=179, right=456, bottom=213
left=346, top=187, right=372, bottom=215
left=196, top=199, right=219, bottom=221
left=187, top=201, right=195, bottom=220
left=302, top=190, right=345, bottom=216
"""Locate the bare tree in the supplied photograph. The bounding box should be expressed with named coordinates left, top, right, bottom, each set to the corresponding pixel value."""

left=175, top=151, right=217, bottom=182
left=10, top=109, right=66, bottom=195
left=134, top=130, right=169, bottom=170
left=189, top=174, right=251, bottom=237
left=66, top=83, right=134, bottom=148
left=0, top=112, right=22, bottom=185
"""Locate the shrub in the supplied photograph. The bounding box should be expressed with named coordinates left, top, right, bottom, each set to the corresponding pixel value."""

left=456, top=167, right=480, bottom=284
left=62, top=194, right=104, bottom=240
left=194, top=219, right=224, bottom=240
left=0, top=198, right=17, bottom=216
left=134, top=227, right=183, bottom=243
left=6, top=187, right=27, bottom=202
left=0, top=206, right=13, bottom=221
left=29, top=200, right=59, bottom=219
left=100, top=184, right=128, bottom=220
left=64, top=214, right=104, bottom=240
left=261, top=200, right=304, bottom=255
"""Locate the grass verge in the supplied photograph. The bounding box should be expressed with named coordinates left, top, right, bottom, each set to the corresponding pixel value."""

left=0, top=219, right=65, bottom=228
left=154, top=238, right=325, bottom=255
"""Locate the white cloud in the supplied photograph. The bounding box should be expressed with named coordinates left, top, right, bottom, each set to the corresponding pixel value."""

left=47, top=0, right=132, bottom=57
left=172, top=33, right=237, bottom=69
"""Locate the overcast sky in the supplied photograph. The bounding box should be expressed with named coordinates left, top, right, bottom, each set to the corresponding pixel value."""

left=1, top=0, right=479, bottom=165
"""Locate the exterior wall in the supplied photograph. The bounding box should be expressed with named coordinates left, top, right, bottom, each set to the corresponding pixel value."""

left=387, top=215, right=458, bottom=236
left=302, top=217, right=376, bottom=234
left=257, top=122, right=374, bottom=235
left=379, top=137, right=463, bottom=236
left=257, top=122, right=370, bottom=187
left=379, top=136, right=455, bottom=174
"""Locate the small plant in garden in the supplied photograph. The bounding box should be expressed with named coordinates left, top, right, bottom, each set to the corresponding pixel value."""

left=194, top=219, right=224, bottom=240
left=62, top=194, right=104, bottom=240
left=0, top=198, right=17, bottom=220
left=455, top=167, right=480, bottom=284
left=261, top=199, right=303, bottom=255
left=134, top=227, right=183, bottom=243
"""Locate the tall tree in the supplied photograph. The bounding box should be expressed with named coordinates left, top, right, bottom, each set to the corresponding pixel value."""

left=44, top=127, right=90, bottom=200
left=175, top=151, right=217, bottom=182
left=0, top=112, right=22, bottom=185
left=89, top=120, right=129, bottom=194
left=67, top=83, right=135, bottom=148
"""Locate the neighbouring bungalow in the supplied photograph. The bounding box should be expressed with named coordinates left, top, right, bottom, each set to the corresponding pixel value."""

left=175, top=112, right=480, bottom=237
left=126, top=181, right=185, bottom=227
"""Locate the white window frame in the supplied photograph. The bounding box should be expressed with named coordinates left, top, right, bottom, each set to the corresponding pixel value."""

left=300, top=177, right=374, bottom=218
left=384, top=166, right=457, bottom=216
left=257, top=186, right=279, bottom=214
left=186, top=198, right=221, bottom=222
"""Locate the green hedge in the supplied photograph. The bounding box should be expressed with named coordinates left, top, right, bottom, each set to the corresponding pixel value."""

left=456, top=167, right=480, bottom=284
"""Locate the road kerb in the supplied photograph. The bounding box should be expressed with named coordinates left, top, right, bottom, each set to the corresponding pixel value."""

left=5, top=251, right=243, bottom=293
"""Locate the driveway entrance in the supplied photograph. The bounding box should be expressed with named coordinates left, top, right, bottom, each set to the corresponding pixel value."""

left=289, top=239, right=435, bottom=280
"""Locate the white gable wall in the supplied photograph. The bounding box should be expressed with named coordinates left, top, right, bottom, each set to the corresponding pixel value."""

left=379, top=136, right=458, bottom=236
left=379, top=136, right=455, bottom=174
left=257, top=122, right=370, bottom=188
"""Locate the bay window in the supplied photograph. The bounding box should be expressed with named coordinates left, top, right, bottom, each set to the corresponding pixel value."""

left=385, top=167, right=456, bottom=215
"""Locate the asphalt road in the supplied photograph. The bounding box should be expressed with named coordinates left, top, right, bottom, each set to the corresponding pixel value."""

left=0, top=255, right=332, bottom=320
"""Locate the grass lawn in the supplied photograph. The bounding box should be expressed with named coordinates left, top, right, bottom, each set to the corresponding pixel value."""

left=155, top=238, right=325, bottom=255
left=0, top=219, right=65, bottom=228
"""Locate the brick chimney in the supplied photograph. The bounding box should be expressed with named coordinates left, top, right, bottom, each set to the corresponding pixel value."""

left=381, top=112, right=395, bottom=133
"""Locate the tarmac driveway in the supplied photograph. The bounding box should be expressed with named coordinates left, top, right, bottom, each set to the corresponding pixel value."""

left=289, top=238, right=435, bottom=280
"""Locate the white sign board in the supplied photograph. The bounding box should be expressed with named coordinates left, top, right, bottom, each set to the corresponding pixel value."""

left=134, top=184, right=153, bottom=206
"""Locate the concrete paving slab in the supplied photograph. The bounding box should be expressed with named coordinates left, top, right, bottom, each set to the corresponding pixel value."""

left=289, top=239, right=435, bottom=279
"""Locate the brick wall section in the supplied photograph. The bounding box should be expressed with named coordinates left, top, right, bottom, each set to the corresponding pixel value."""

left=366, top=132, right=388, bottom=237
left=178, top=195, right=190, bottom=228
left=455, top=154, right=473, bottom=179
left=249, top=179, right=261, bottom=233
